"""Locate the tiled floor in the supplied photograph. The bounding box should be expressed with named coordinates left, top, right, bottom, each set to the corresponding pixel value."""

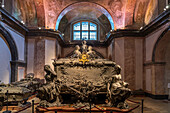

left=1, top=96, right=170, bottom=113
left=129, top=96, right=170, bottom=113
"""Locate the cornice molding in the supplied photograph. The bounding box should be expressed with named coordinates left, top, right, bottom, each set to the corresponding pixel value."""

left=140, top=8, right=170, bottom=35
left=26, top=29, right=65, bottom=46
left=0, top=8, right=28, bottom=35
left=26, top=29, right=107, bottom=47
left=144, top=61, right=166, bottom=66
left=105, top=29, right=141, bottom=45
left=10, top=60, right=26, bottom=67
left=106, top=9, right=170, bottom=46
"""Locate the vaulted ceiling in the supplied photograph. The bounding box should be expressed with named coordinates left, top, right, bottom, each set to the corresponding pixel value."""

left=12, top=0, right=158, bottom=30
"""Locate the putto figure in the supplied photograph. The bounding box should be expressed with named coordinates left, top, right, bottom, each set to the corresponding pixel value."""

left=72, top=41, right=97, bottom=60
left=73, top=45, right=81, bottom=58
left=87, top=46, right=96, bottom=59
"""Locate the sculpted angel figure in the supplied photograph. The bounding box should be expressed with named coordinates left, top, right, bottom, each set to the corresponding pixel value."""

left=87, top=46, right=96, bottom=59
left=73, top=45, right=82, bottom=58
left=107, top=65, right=131, bottom=108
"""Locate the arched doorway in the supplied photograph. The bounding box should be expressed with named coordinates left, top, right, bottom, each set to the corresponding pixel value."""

left=0, top=25, right=18, bottom=83
left=152, top=27, right=170, bottom=95
left=164, top=39, right=170, bottom=94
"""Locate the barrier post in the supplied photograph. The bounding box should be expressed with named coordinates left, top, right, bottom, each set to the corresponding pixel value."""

left=141, top=99, right=144, bottom=113
left=90, top=100, right=91, bottom=113
left=32, top=100, right=34, bottom=113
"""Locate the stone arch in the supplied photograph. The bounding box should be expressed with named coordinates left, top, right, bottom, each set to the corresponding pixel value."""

left=0, top=24, right=19, bottom=82
left=0, top=25, right=18, bottom=61
left=151, top=26, right=170, bottom=95
left=152, top=26, right=170, bottom=62
left=55, top=2, right=114, bottom=30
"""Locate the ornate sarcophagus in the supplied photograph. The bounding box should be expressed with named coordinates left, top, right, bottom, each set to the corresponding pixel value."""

left=12, top=73, right=43, bottom=92
left=37, top=41, right=131, bottom=109
left=0, top=83, right=32, bottom=107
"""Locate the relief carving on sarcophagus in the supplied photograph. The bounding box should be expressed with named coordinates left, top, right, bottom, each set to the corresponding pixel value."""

left=36, top=41, right=131, bottom=109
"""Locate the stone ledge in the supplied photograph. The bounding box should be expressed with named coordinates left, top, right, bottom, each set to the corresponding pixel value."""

left=145, top=92, right=168, bottom=100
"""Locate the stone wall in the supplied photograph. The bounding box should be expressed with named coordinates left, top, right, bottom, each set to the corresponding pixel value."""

left=110, top=23, right=169, bottom=95
left=113, top=37, right=144, bottom=90
left=143, top=23, right=169, bottom=95
left=26, top=36, right=61, bottom=79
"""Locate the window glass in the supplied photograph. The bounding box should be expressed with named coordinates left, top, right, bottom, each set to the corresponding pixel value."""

left=73, top=21, right=97, bottom=40
left=73, top=31, right=80, bottom=40
left=82, top=22, right=88, bottom=30
left=90, top=22, right=97, bottom=30
left=73, top=22, right=80, bottom=30
left=82, top=31, right=88, bottom=40
left=90, top=31, right=97, bottom=40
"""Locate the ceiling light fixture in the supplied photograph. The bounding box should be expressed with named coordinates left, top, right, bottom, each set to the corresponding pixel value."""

left=1, top=0, right=4, bottom=8
left=21, top=21, right=25, bottom=24
left=166, top=5, right=169, bottom=9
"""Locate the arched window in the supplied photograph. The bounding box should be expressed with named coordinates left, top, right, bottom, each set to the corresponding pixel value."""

left=73, top=21, right=97, bottom=40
